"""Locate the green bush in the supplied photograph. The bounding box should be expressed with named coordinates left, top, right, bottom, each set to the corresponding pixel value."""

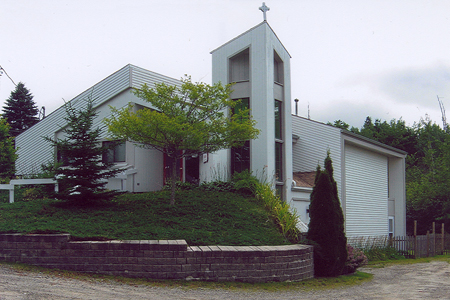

left=364, top=246, right=405, bottom=261
left=231, top=170, right=259, bottom=196
left=307, top=152, right=347, bottom=277
left=199, top=181, right=235, bottom=193
left=162, top=181, right=198, bottom=191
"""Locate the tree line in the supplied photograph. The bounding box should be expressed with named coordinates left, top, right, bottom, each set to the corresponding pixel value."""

left=329, top=117, right=450, bottom=235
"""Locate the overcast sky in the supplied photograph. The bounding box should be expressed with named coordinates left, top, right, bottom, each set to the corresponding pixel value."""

left=2, top=0, right=450, bottom=128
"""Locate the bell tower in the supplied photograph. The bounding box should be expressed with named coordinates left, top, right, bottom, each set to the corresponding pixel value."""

left=207, top=4, right=293, bottom=200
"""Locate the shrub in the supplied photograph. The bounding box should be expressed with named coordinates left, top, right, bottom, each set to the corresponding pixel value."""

left=307, top=152, right=347, bottom=277
left=21, top=187, right=46, bottom=201
left=231, top=170, right=259, bottom=196
left=364, top=246, right=405, bottom=261
left=343, top=244, right=368, bottom=274
left=199, top=181, right=235, bottom=193
left=163, top=181, right=197, bottom=191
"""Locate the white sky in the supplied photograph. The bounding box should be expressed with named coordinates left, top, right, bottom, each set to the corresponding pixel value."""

left=2, top=0, right=450, bottom=128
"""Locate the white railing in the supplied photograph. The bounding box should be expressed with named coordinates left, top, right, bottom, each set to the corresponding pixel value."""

left=0, top=179, right=58, bottom=203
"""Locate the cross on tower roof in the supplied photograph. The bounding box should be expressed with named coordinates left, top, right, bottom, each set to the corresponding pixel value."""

left=259, top=2, right=270, bottom=21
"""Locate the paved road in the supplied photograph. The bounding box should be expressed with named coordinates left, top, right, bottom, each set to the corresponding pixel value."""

left=0, top=261, right=449, bottom=299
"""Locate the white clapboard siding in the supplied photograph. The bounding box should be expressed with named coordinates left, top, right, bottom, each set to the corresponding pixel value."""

left=15, top=64, right=182, bottom=176
left=345, top=145, right=388, bottom=236
left=292, top=116, right=342, bottom=197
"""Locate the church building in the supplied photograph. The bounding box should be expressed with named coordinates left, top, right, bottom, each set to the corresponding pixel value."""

left=15, top=4, right=407, bottom=237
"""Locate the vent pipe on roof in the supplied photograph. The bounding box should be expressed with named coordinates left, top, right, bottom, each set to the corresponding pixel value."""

left=294, top=98, right=299, bottom=116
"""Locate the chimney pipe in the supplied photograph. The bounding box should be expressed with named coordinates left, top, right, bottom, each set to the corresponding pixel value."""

left=294, top=98, right=299, bottom=116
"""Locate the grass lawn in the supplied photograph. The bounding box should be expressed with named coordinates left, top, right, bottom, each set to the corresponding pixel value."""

left=0, top=189, right=288, bottom=246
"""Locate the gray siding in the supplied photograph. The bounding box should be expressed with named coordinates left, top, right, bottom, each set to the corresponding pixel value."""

left=345, top=145, right=388, bottom=236
left=15, top=64, right=181, bottom=176
left=292, top=116, right=342, bottom=197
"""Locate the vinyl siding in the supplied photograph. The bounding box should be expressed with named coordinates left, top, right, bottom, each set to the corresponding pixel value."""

left=345, top=145, right=388, bottom=236
left=15, top=64, right=181, bottom=176
left=292, top=116, right=342, bottom=197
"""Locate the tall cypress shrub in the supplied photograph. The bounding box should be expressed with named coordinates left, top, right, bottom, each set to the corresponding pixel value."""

left=307, top=151, right=347, bottom=277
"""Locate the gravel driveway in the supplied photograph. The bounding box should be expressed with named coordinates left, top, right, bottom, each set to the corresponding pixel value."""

left=0, top=261, right=449, bottom=299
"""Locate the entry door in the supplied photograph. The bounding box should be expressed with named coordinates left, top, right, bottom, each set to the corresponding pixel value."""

left=163, top=153, right=182, bottom=185
left=184, top=155, right=200, bottom=184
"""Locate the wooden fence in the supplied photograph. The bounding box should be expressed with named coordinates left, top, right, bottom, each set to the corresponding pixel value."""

left=348, top=222, right=449, bottom=259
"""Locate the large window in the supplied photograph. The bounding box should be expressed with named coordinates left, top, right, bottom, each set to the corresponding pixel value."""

left=231, top=98, right=250, bottom=174
left=103, top=141, right=126, bottom=163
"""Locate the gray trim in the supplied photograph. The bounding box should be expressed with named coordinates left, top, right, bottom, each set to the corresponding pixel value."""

left=341, top=130, right=408, bottom=156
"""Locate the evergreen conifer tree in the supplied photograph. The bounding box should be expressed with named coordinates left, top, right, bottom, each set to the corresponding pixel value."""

left=2, top=82, right=39, bottom=137
left=45, top=98, right=122, bottom=206
left=307, top=151, right=347, bottom=277
left=0, top=118, right=17, bottom=180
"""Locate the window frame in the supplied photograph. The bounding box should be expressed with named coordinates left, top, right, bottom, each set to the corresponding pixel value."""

left=231, top=98, right=251, bottom=174
left=102, top=141, right=126, bottom=164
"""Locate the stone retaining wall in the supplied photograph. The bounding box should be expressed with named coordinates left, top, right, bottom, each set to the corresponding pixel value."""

left=0, top=234, right=314, bottom=282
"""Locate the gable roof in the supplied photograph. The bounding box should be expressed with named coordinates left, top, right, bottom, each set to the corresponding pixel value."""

left=15, top=64, right=182, bottom=175
left=210, top=21, right=291, bottom=58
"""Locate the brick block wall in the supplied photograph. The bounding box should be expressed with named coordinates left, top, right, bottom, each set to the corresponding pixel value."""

left=0, top=234, right=313, bottom=282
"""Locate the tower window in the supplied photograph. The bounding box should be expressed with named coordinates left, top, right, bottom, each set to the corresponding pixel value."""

left=274, top=51, right=284, bottom=84
left=275, top=100, right=282, bottom=140
left=229, top=48, right=250, bottom=82
left=231, top=98, right=250, bottom=173
left=275, top=99, right=283, bottom=181
left=275, top=141, right=283, bottom=181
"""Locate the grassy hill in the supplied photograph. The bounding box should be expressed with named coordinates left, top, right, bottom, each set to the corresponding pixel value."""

left=0, top=189, right=289, bottom=246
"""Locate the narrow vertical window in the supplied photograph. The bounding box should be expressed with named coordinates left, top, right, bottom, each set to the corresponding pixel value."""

left=274, top=51, right=284, bottom=84
left=389, top=216, right=395, bottom=238
left=275, top=99, right=283, bottom=181
left=275, top=100, right=282, bottom=140
left=275, top=142, right=283, bottom=181
left=231, top=98, right=250, bottom=174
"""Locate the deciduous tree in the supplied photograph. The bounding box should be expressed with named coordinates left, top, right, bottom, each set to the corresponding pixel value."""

left=105, top=76, right=260, bottom=205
